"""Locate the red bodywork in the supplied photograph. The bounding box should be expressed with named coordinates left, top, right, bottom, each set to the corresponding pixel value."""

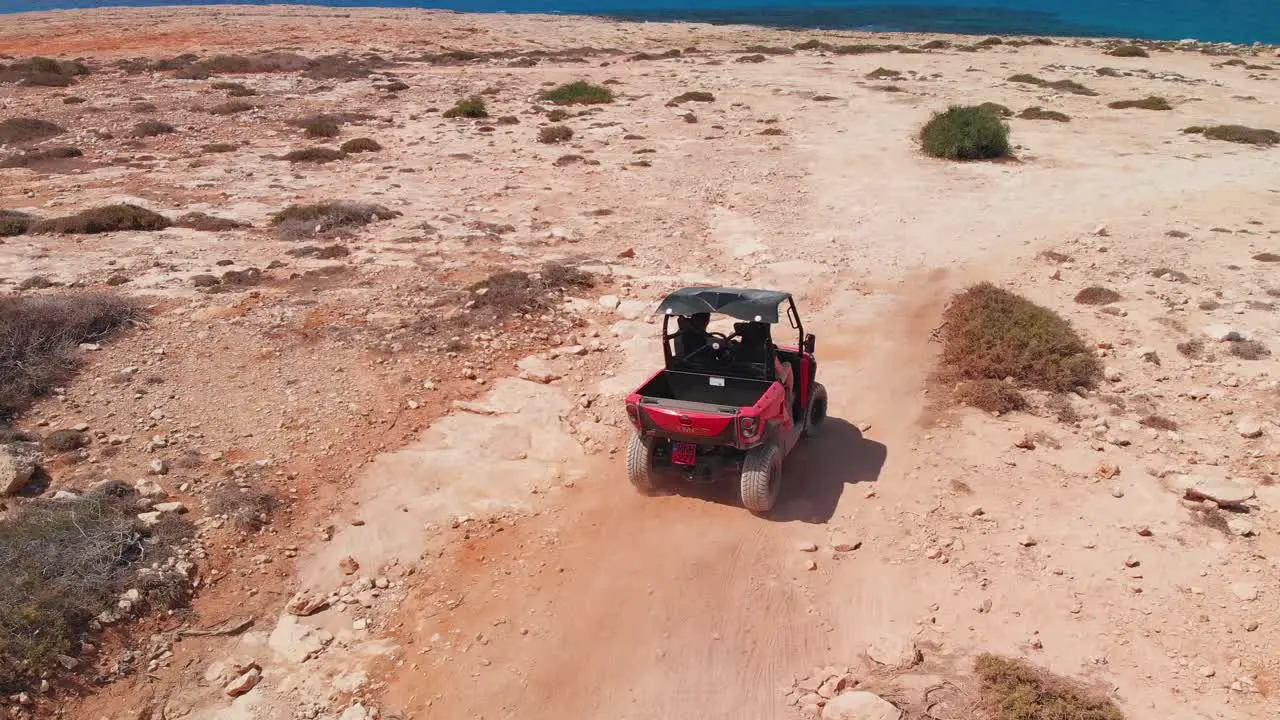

left=624, top=347, right=817, bottom=459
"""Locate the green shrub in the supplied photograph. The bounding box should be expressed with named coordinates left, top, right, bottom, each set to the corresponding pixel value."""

left=0, top=489, right=191, bottom=693
left=340, top=137, right=381, bottom=153
left=742, top=45, right=794, bottom=55
left=1008, top=74, right=1098, bottom=96
left=538, top=125, right=574, bottom=144
left=443, top=96, right=489, bottom=118
left=866, top=67, right=903, bottom=79
left=1108, top=96, right=1171, bottom=110
left=920, top=106, right=1011, bottom=160
left=31, top=204, right=170, bottom=235
left=1107, top=45, right=1149, bottom=58
left=919, top=39, right=951, bottom=50
left=1018, top=107, right=1070, bottom=122
left=975, top=654, right=1125, bottom=720
left=540, top=81, right=614, bottom=105
left=1183, top=124, right=1279, bottom=145
left=940, top=282, right=1100, bottom=393
left=793, top=39, right=831, bottom=51
left=976, top=102, right=1013, bottom=117
left=0, top=118, right=64, bottom=145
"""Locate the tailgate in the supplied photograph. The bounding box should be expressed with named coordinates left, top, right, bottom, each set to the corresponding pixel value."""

left=638, top=402, right=738, bottom=444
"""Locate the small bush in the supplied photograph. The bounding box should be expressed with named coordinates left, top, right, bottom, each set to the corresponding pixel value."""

left=920, top=39, right=951, bottom=50
left=132, top=119, right=176, bottom=137
left=288, top=113, right=373, bottom=138
left=1254, top=252, right=1280, bottom=262
left=794, top=39, right=831, bottom=51
left=1183, top=125, right=1279, bottom=145
left=976, top=102, right=1013, bottom=117
left=1140, top=414, right=1178, bottom=430
left=0, top=146, right=82, bottom=169
left=1039, top=250, right=1073, bottom=263
left=540, top=81, right=614, bottom=105
left=270, top=201, right=399, bottom=238
left=939, top=283, right=1100, bottom=393
left=379, top=80, right=410, bottom=92
left=62, top=96, right=85, bottom=104
left=174, top=212, right=249, bottom=231
left=22, top=72, right=73, bottom=87
left=1074, top=286, right=1121, bottom=305
left=210, top=80, right=246, bottom=91
left=227, top=86, right=258, bottom=97
left=467, top=262, right=594, bottom=319
left=539, top=125, right=574, bottom=144
left=1149, top=267, right=1190, bottom=281
left=0, top=490, right=191, bottom=693
left=200, top=142, right=238, bottom=153
left=43, top=428, right=89, bottom=452
left=1228, top=339, right=1270, bottom=360
left=1007, top=74, right=1098, bottom=96
left=443, top=96, right=489, bottom=119
left=0, top=293, right=137, bottom=418
left=340, top=137, right=381, bottom=153
left=1018, top=107, right=1070, bottom=122
left=0, top=118, right=65, bottom=145
left=207, top=100, right=254, bottom=115
left=1108, top=96, right=1171, bottom=110
left=667, top=91, right=714, bottom=105
left=281, top=147, right=347, bottom=164
left=0, top=211, right=34, bottom=237
left=866, top=67, right=903, bottom=80
left=736, top=54, right=768, bottom=64
left=207, top=485, right=278, bottom=531
left=975, top=654, right=1125, bottom=720
left=32, top=204, right=170, bottom=235
left=1176, top=337, right=1205, bottom=358
left=1108, top=45, right=1149, bottom=58
left=920, top=106, right=1011, bottom=160
left=743, top=45, right=795, bottom=55
left=955, top=379, right=1027, bottom=413
left=546, top=108, right=570, bottom=122
left=832, top=44, right=888, bottom=55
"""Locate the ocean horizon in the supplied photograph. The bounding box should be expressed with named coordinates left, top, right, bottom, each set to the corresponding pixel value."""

left=2, top=0, right=1278, bottom=45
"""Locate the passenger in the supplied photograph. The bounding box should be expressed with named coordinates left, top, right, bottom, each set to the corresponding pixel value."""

left=673, top=312, right=711, bottom=359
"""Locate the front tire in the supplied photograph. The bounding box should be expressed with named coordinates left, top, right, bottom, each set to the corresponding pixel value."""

left=626, top=432, right=660, bottom=495
left=803, top=382, right=828, bottom=438
left=740, top=442, right=782, bottom=513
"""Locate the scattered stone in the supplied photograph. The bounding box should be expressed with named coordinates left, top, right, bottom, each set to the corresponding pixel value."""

left=597, top=294, right=620, bottom=310
left=149, top=458, right=169, bottom=475
left=830, top=535, right=860, bottom=552
left=967, top=505, right=984, bottom=517
left=797, top=541, right=819, bottom=552
left=1227, top=516, right=1256, bottom=537
left=821, top=691, right=902, bottom=720
left=803, top=559, right=818, bottom=571
left=1091, top=224, right=1109, bottom=237
left=268, top=615, right=332, bottom=663
left=1097, top=462, right=1121, bottom=479
left=1244, top=620, right=1259, bottom=632
left=866, top=635, right=922, bottom=668
left=1135, top=525, right=1153, bottom=537
left=136, top=511, right=162, bottom=528
left=223, top=666, right=261, bottom=697
left=0, top=442, right=41, bottom=496
left=338, top=703, right=372, bottom=720
left=1175, top=475, right=1255, bottom=507
left=339, top=556, right=360, bottom=575
left=1124, top=556, right=1140, bottom=568
left=1111, top=487, right=1125, bottom=498
left=152, top=501, right=187, bottom=514
left=1018, top=535, right=1037, bottom=547
left=1237, top=419, right=1264, bottom=439
left=1231, top=583, right=1259, bottom=602
left=286, top=590, right=330, bottom=617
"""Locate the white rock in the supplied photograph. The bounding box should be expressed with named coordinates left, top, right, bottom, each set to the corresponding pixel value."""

left=338, top=703, right=372, bottom=720
left=1091, top=224, right=1109, bottom=237
left=223, top=666, right=261, bottom=697
left=150, top=459, right=169, bottom=475
left=0, top=443, right=40, bottom=496
left=1231, top=583, right=1259, bottom=602
left=1227, top=516, right=1255, bottom=537
left=796, top=542, right=819, bottom=552
left=1237, top=419, right=1264, bottom=439
left=152, top=501, right=188, bottom=514
left=597, top=294, right=620, bottom=310
left=135, top=480, right=167, bottom=498
left=1104, top=367, right=1122, bottom=383
left=1175, top=475, right=1255, bottom=507
left=821, top=691, right=902, bottom=720
left=137, top=511, right=162, bottom=528
left=268, top=615, right=330, bottom=664
left=866, top=635, right=922, bottom=668
left=617, top=299, right=648, bottom=321
left=286, top=590, right=330, bottom=617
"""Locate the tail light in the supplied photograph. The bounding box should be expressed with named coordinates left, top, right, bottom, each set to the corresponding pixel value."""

left=740, top=415, right=759, bottom=439
left=626, top=402, right=641, bottom=429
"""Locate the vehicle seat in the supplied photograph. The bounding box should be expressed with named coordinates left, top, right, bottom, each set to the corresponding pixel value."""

left=732, top=322, right=773, bottom=369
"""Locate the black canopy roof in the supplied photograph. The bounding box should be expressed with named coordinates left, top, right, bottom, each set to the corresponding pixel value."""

left=655, top=287, right=792, bottom=324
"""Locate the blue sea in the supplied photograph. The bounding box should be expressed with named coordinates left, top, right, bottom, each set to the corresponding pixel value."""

left=2, top=0, right=1278, bottom=45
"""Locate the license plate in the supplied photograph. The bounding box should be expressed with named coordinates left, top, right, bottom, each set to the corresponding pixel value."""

left=671, top=442, right=697, bottom=466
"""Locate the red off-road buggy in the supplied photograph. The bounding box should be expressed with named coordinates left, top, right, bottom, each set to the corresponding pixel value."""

left=624, top=287, right=827, bottom=513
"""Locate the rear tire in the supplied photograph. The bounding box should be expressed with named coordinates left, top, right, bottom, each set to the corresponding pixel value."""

left=626, top=432, right=660, bottom=495
left=804, top=382, right=828, bottom=438
left=740, top=442, right=782, bottom=514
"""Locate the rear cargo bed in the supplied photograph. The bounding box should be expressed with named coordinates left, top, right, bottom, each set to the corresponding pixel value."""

left=637, top=370, right=770, bottom=411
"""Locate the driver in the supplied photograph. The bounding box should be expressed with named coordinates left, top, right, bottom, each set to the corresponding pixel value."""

left=673, top=312, right=711, bottom=359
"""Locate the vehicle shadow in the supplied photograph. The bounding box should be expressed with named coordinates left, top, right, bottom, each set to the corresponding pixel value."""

left=771, top=417, right=886, bottom=524
left=656, top=417, right=886, bottom=524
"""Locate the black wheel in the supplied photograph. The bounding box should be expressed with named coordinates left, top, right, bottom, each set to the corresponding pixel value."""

left=740, top=442, right=782, bottom=513
left=803, top=382, right=828, bottom=438
left=626, top=432, right=660, bottom=495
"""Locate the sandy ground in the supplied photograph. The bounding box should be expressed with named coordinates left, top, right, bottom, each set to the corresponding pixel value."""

left=2, top=6, right=1280, bottom=720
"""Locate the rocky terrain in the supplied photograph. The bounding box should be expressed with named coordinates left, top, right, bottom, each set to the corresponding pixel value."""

left=1, top=6, right=1279, bottom=720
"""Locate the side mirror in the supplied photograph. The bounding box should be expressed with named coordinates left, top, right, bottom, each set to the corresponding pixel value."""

left=803, top=333, right=816, bottom=354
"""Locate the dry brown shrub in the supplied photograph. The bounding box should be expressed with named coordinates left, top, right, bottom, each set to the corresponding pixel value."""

left=1074, top=286, right=1121, bottom=305
left=975, top=654, right=1125, bottom=720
